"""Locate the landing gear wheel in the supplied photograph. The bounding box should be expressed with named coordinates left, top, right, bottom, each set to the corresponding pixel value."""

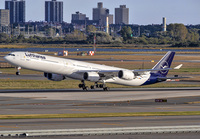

left=103, top=87, right=110, bottom=91
left=79, top=84, right=84, bottom=88
left=79, top=80, right=89, bottom=91
left=83, top=86, right=89, bottom=91
left=90, top=85, right=96, bottom=89
left=16, top=71, right=20, bottom=75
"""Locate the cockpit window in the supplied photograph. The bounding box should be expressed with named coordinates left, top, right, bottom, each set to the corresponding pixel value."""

left=8, top=54, right=15, bottom=56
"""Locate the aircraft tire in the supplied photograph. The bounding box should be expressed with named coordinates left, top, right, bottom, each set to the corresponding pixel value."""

left=16, top=72, right=20, bottom=75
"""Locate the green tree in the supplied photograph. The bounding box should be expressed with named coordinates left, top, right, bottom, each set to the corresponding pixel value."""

left=0, top=33, right=9, bottom=43
left=17, top=34, right=25, bottom=43
left=187, top=29, right=200, bottom=42
left=65, top=30, right=87, bottom=42
left=120, top=26, right=133, bottom=41
left=86, top=25, right=97, bottom=34
left=168, top=23, right=188, bottom=42
left=95, top=31, right=112, bottom=44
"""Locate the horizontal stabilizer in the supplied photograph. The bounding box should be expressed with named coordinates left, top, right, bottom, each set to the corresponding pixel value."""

left=174, top=64, right=183, bottom=69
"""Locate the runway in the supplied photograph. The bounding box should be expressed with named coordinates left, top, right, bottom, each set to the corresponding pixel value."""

left=0, top=88, right=200, bottom=138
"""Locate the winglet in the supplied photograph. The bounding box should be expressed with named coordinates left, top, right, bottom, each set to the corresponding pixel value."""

left=174, top=64, right=183, bottom=70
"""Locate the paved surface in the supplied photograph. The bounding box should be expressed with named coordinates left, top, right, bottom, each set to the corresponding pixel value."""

left=0, top=88, right=200, bottom=138
left=0, top=88, right=200, bottom=115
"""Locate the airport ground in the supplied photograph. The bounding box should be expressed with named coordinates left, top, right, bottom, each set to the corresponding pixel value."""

left=0, top=52, right=200, bottom=138
left=0, top=88, right=200, bottom=138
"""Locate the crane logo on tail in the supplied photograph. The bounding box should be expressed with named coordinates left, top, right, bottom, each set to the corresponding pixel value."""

left=159, top=61, right=169, bottom=74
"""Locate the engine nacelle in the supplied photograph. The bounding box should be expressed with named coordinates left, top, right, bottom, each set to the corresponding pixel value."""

left=83, top=72, right=100, bottom=82
left=118, top=70, right=135, bottom=80
left=44, top=72, right=65, bottom=81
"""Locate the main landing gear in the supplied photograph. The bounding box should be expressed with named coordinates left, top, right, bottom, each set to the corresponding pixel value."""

left=79, top=81, right=110, bottom=91
left=78, top=80, right=89, bottom=91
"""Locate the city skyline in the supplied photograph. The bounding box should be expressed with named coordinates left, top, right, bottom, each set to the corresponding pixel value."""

left=0, top=0, right=200, bottom=25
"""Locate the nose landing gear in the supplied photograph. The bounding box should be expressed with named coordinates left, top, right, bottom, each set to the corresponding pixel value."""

left=16, top=67, right=21, bottom=75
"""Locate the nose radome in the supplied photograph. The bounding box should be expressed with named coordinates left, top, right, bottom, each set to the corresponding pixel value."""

left=4, top=55, right=8, bottom=61
left=4, top=55, right=10, bottom=62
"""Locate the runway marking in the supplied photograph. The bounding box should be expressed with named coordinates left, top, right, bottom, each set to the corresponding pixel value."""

left=68, top=109, right=88, bottom=112
left=155, top=107, right=174, bottom=110
left=186, top=101, right=200, bottom=104
left=0, top=125, right=19, bottom=129
left=102, top=123, right=124, bottom=126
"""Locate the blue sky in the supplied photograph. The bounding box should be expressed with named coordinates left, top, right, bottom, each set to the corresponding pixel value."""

left=0, top=0, right=199, bottom=25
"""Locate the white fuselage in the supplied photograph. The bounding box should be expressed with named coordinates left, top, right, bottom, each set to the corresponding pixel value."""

left=4, top=52, right=150, bottom=86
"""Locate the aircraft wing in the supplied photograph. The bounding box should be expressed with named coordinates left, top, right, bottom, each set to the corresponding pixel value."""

left=76, top=64, right=183, bottom=79
left=76, top=70, right=119, bottom=79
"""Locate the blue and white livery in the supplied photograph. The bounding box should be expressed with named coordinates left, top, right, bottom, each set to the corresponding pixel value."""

left=4, top=51, right=183, bottom=91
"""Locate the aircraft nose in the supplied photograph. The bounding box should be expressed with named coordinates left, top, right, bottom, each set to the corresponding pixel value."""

left=4, top=55, right=8, bottom=60
left=4, top=55, right=10, bottom=62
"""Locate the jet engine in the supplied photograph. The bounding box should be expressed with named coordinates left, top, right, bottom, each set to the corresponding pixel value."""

left=44, top=73, right=65, bottom=81
left=83, top=72, right=100, bottom=82
left=118, top=70, right=135, bottom=80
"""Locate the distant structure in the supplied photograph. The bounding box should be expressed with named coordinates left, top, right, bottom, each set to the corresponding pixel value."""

left=5, top=0, right=26, bottom=24
left=115, top=5, right=129, bottom=24
left=71, top=11, right=87, bottom=24
left=162, top=17, right=167, bottom=31
left=72, top=12, right=86, bottom=21
left=0, top=9, right=10, bottom=26
left=45, top=0, right=63, bottom=23
left=93, top=2, right=113, bottom=26
left=105, top=16, right=109, bottom=34
left=0, top=9, right=10, bottom=33
left=71, top=11, right=99, bottom=25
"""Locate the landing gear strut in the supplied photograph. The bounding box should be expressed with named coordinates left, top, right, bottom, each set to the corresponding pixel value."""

left=79, top=81, right=110, bottom=91
left=16, top=67, right=21, bottom=75
left=78, top=80, right=89, bottom=91
left=90, top=82, right=110, bottom=91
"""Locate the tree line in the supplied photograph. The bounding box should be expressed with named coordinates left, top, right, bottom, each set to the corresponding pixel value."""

left=0, top=23, right=199, bottom=47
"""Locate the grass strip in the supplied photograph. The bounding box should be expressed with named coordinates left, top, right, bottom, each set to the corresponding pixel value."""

left=0, top=79, right=200, bottom=90
left=1, top=111, right=200, bottom=119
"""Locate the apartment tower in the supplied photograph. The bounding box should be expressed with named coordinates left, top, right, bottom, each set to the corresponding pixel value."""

left=45, top=0, right=63, bottom=23
left=115, top=5, right=129, bottom=24
left=5, top=0, right=25, bottom=24
left=93, top=2, right=113, bottom=26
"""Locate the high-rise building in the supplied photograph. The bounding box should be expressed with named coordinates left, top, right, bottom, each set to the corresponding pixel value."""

left=5, top=0, right=25, bottom=24
left=0, top=9, right=10, bottom=26
left=115, top=5, right=129, bottom=24
left=0, top=9, right=10, bottom=33
left=93, top=2, right=113, bottom=26
left=45, top=0, right=63, bottom=23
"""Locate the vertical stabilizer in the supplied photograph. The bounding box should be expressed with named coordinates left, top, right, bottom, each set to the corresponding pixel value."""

left=152, top=51, right=175, bottom=76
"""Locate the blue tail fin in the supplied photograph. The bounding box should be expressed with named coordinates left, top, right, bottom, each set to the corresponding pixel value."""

left=152, top=51, right=175, bottom=77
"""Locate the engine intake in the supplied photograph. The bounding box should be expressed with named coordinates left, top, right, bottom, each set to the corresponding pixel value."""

left=118, top=70, right=135, bottom=80
left=83, top=72, right=100, bottom=82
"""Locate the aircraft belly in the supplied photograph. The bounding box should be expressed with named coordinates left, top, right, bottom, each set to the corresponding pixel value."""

left=105, top=75, right=150, bottom=86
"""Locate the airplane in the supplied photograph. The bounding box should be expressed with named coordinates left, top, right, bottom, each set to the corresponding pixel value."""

left=4, top=51, right=184, bottom=91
